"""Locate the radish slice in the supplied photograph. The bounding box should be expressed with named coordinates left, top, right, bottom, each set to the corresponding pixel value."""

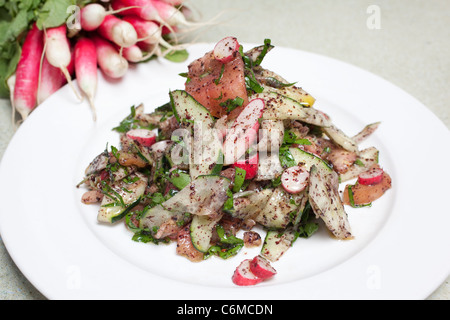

left=232, top=152, right=259, bottom=180
left=223, top=98, right=265, bottom=165
left=232, top=259, right=263, bottom=286
left=281, top=165, right=309, bottom=194
left=126, top=128, right=156, bottom=147
left=358, top=167, right=384, bottom=185
left=250, top=255, right=277, bottom=279
left=213, top=36, right=240, bottom=63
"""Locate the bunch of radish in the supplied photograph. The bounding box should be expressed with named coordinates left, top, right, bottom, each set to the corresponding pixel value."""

left=10, top=0, right=200, bottom=122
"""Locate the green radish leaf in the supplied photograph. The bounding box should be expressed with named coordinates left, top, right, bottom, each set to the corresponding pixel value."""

left=163, top=49, right=189, bottom=63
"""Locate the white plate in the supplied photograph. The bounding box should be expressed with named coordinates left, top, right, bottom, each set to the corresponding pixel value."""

left=0, top=43, right=449, bottom=300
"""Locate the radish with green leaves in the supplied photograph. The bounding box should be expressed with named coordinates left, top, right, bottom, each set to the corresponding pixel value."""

left=92, top=36, right=129, bottom=79
left=74, top=37, right=98, bottom=120
left=98, top=15, right=138, bottom=48
left=12, top=23, right=43, bottom=120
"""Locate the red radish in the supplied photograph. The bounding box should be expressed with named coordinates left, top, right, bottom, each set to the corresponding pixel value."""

left=159, top=0, right=184, bottom=5
left=12, top=23, right=43, bottom=120
left=150, top=0, right=196, bottom=27
left=98, top=15, right=138, bottom=48
left=44, top=25, right=82, bottom=101
left=358, top=166, right=384, bottom=185
left=111, top=0, right=161, bottom=22
left=92, top=36, right=129, bottom=78
left=223, top=98, right=265, bottom=165
left=232, top=152, right=259, bottom=180
left=136, top=41, right=162, bottom=57
left=74, top=37, right=98, bottom=120
left=122, top=16, right=162, bottom=45
left=110, top=0, right=179, bottom=42
left=122, top=16, right=184, bottom=54
left=281, top=165, right=309, bottom=194
left=213, top=36, right=240, bottom=63
left=249, top=255, right=277, bottom=279
left=126, top=128, right=156, bottom=147
left=37, top=57, right=68, bottom=104
left=80, top=3, right=140, bottom=31
left=122, top=44, right=144, bottom=62
left=232, top=259, right=263, bottom=286
left=38, top=48, right=75, bottom=104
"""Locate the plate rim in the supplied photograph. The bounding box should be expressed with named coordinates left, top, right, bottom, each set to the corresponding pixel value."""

left=0, top=42, right=449, bottom=300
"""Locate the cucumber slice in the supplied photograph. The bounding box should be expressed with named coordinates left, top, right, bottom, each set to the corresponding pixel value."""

left=254, top=91, right=331, bottom=127
left=169, top=89, right=214, bottom=127
left=308, top=165, right=353, bottom=240
left=230, top=188, right=274, bottom=220
left=190, top=214, right=223, bottom=253
left=289, top=147, right=333, bottom=173
left=339, top=147, right=379, bottom=182
left=161, top=175, right=231, bottom=216
left=322, top=124, right=358, bottom=153
left=169, top=89, right=223, bottom=179
left=254, top=186, right=303, bottom=229
left=190, top=122, right=223, bottom=180
left=261, top=229, right=297, bottom=262
left=97, top=173, right=148, bottom=223
left=139, top=204, right=189, bottom=233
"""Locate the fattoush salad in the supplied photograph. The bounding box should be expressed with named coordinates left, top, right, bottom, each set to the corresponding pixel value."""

left=78, top=37, right=392, bottom=286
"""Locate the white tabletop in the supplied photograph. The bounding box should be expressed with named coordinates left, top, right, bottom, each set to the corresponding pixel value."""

left=0, top=0, right=448, bottom=300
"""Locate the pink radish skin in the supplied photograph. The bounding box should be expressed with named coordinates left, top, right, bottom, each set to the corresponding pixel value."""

left=159, top=0, right=185, bottom=5
left=223, top=98, right=265, bottom=165
left=281, top=165, right=309, bottom=194
left=213, top=36, right=240, bottom=63
left=111, top=0, right=161, bottom=22
left=122, top=16, right=162, bottom=45
left=126, top=128, right=156, bottom=147
left=92, top=36, right=129, bottom=79
left=37, top=54, right=73, bottom=104
left=13, top=23, right=43, bottom=120
left=358, top=167, right=384, bottom=185
left=250, top=255, right=277, bottom=279
left=150, top=0, right=192, bottom=26
left=44, top=25, right=82, bottom=101
left=121, top=16, right=181, bottom=53
left=80, top=3, right=109, bottom=31
left=122, top=45, right=144, bottom=62
left=98, top=15, right=138, bottom=48
left=81, top=3, right=142, bottom=31
left=232, top=259, right=263, bottom=286
left=45, top=25, right=71, bottom=69
left=232, top=153, right=259, bottom=180
left=74, top=37, right=98, bottom=120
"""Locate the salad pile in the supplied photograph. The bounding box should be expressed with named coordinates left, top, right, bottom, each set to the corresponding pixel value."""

left=78, top=37, right=392, bottom=285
